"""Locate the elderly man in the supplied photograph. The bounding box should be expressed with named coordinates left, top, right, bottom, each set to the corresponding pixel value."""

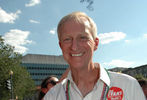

left=44, top=12, right=146, bottom=100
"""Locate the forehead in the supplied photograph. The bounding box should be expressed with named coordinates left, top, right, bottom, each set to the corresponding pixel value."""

left=60, top=18, right=90, bottom=33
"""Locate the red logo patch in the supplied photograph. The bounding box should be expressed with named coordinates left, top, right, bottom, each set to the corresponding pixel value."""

left=107, top=87, right=123, bottom=100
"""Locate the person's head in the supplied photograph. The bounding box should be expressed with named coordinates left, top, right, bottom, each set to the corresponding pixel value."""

left=57, top=11, right=99, bottom=68
left=138, top=79, right=147, bottom=98
left=41, top=76, right=59, bottom=90
left=57, top=12, right=97, bottom=41
left=38, top=76, right=59, bottom=100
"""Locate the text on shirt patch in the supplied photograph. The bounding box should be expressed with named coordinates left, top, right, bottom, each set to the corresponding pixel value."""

left=107, top=87, right=123, bottom=100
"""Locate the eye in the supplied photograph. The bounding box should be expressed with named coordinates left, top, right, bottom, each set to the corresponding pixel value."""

left=63, top=37, right=72, bottom=43
left=80, top=36, right=88, bottom=41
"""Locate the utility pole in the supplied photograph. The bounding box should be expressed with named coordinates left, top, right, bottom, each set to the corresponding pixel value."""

left=9, top=70, right=14, bottom=100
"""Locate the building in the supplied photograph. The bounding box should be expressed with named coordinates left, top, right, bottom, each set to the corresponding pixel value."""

left=22, top=53, right=147, bottom=86
left=21, top=54, right=68, bottom=86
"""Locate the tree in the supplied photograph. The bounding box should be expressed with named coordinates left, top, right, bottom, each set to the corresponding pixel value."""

left=134, top=74, right=147, bottom=81
left=0, top=36, right=36, bottom=100
left=80, top=0, right=94, bottom=11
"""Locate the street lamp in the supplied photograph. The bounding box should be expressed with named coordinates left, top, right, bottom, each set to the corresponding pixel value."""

left=9, top=70, right=14, bottom=100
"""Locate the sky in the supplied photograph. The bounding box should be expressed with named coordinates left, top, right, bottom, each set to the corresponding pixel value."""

left=0, top=0, right=147, bottom=69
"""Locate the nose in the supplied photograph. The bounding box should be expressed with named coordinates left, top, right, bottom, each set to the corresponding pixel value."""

left=71, top=39, right=78, bottom=51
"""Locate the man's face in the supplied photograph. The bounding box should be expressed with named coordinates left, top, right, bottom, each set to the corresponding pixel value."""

left=47, top=77, right=58, bottom=90
left=59, top=18, right=98, bottom=69
left=47, top=83, right=54, bottom=90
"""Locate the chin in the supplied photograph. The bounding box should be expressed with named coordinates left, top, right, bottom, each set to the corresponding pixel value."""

left=69, top=61, right=84, bottom=67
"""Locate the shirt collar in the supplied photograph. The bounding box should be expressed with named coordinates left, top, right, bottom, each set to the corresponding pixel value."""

left=99, top=64, right=110, bottom=87
left=66, top=64, right=110, bottom=87
left=67, top=70, right=74, bottom=83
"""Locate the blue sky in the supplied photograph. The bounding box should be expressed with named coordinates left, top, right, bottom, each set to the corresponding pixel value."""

left=0, top=0, right=147, bottom=69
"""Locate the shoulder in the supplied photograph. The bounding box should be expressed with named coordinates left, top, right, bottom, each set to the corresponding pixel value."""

left=44, top=79, right=67, bottom=100
left=108, top=71, right=143, bottom=93
left=108, top=71, right=140, bottom=87
left=108, top=71, right=146, bottom=99
left=48, top=78, right=67, bottom=93
left=109, top=71, right=137, bottom=82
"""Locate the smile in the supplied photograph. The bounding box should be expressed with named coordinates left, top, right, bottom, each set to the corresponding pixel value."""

left=71, top=53, right=83, bottom=57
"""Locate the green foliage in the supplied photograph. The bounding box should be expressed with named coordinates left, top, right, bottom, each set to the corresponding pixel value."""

left=0, top=36, right=36, bottom=100
left=134, top=74, right=147, bottom=81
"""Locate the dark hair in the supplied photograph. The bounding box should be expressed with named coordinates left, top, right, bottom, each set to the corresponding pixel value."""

left=138, top=79, right=147, bottom=87
left=38, top=76, right=59, bottom=100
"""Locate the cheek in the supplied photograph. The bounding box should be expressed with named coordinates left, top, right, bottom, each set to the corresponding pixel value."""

left=60, top=44, right=67, bottom=52
left=60, top=43, right=70, bottom=49
left=60, top=45, right=70, bottom=60
left=61, top=45, right=69, bottom=53
left=47, top=84, right=54, bottom=90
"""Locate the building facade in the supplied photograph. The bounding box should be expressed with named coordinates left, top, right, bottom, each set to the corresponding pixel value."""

left=21, top=54, right=68, bottom=86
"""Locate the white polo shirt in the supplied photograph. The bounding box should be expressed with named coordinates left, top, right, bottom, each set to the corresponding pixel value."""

left=44, top=65, right=146, bottom=100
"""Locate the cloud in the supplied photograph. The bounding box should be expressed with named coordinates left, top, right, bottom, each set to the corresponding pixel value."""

left=29, top=19, right=40, bottom=24
left=143, top=33, right=147, bottom=38
left=25, top=0, right=41, bottom=7
left=2, top=29, right=32, bottom=54
left=98, top=32, right=126, bottom=44
left=0, top=7, right=21, bottom=24
left=49, top=28, right=56, bottom=35
left=124, top=40, right=131, bottom=43
left=103, top=59, right=134, bottom=68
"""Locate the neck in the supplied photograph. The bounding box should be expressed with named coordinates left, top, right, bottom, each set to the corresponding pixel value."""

left=71, top=63, right=100, bottom=81
left=70, top=63, right=100, bottom=97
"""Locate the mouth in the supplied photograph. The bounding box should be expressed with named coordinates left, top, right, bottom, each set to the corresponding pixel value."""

left=71, top=53, right=83, bottom=57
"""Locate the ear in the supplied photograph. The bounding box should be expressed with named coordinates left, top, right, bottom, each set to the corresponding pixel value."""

left=94, top=37, right=99, bottom=51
